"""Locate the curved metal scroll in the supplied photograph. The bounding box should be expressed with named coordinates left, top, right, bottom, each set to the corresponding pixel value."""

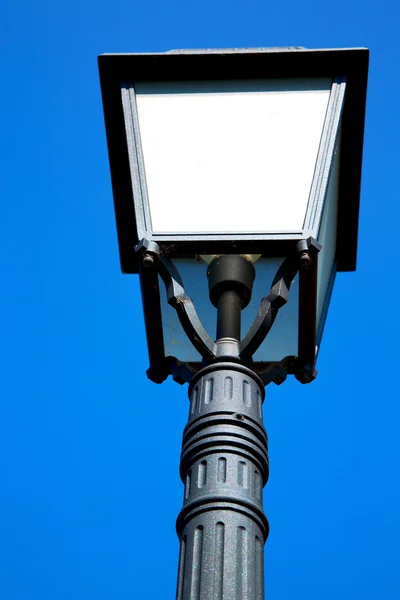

left=138, top=236, right=320, bottom=386
left=239, top=255, right=300, bottom=361
left=157, top=256, right=217, bottom=363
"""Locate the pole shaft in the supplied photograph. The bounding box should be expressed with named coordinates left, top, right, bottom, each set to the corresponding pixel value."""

left=176, top=364, right=269, bottom=600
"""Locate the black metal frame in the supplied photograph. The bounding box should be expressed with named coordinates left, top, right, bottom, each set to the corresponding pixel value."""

left=137, top=237, right=321, bottom=386
left=98, top=47, right=369, bottom=274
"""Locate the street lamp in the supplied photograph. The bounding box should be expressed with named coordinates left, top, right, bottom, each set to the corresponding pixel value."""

left=98, top=47, right=368, bottom=599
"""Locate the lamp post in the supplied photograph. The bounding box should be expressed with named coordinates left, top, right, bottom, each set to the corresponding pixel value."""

left=98, top=47, right=368, bottom=599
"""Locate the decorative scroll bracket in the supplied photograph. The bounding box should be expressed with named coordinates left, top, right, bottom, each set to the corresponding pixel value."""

left=135, top=237, right=321, bottom=387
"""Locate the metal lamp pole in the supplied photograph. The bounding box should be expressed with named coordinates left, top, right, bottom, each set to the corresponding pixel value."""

left=175, top=255, right=269, bottom=600
left=98, top=44, right=369, bottom=600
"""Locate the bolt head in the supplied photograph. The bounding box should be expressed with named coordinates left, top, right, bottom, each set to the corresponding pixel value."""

left=300, top=252, right=312, bottom=269
left=142, top=253, right=155, bottom=268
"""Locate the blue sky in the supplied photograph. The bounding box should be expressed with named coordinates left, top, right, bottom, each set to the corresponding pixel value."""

left=1, top=0, right=400, bottom=599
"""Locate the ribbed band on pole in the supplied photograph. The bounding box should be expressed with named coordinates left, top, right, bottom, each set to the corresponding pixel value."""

left=176, top=363, right=269, bottom=600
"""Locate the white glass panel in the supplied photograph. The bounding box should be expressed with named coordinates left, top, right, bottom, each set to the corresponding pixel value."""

left=160, top=256, right=298, bottom=364
left=135, top=79, right=331, bottom=234
left=316, top=142, right=340, bottom=348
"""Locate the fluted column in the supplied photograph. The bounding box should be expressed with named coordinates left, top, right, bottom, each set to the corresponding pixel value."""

left=176, top=362, right=269, bottom=600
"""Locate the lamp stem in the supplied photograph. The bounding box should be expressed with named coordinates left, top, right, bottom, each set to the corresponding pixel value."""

left=207, top=254, right=256, bottom=343
left=216, top=290, right=242, bottom=340
left=175, top=363, right=269, bottom=600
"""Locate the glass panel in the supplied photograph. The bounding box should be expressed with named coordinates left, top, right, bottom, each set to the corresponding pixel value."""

left=160, top=256, right=299, bottom=364
left=316, top=142, right=340, bottom=349
left=135, top=79, right=331, bottom=234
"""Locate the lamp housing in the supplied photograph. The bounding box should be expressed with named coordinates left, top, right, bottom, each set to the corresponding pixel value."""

left=98, top=47, right=368, bottom=383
